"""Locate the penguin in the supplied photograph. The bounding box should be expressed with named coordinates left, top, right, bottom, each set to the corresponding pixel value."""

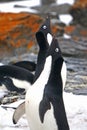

left=12, top=61, right=36, bottom=72
left=25, top=37, right=69, bottom=130
left=0, top=16, right=53, bottom=94
left=34, top=16, right=53, bottom=82
left=12, top=16, right=53, bottom=123
left=0, top=65, right=34, bottom=92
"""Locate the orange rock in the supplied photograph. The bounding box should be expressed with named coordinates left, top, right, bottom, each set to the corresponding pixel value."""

left=64, top=25, right=76, bottom=34
left=0, top=12, right=43, bottom=49
left=71, top=0, right=87, bottom=9
left=80, top=30, right=87, bottom=36
left=0, top=12, right=59, bottom=50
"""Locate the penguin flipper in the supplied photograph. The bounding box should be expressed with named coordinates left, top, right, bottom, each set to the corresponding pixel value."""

left=39, top=97, right=51, bottom=123
left=13, top=102, right=25, bottom=124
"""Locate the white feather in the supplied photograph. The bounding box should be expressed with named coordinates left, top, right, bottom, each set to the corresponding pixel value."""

left=61, top=61, right=67, bottom=89
left=11, top=78, right=31, bottom=91
left=47, top=33, right=52, bottom=45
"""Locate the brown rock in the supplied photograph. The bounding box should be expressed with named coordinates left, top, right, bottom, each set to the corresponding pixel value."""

left=0, top=12, right=43, bottom=49
left=64, top=25, right=87, bottom=37
left=69, top=0, right=87, bottom=27
left=0, top=12, right=60, bottom=57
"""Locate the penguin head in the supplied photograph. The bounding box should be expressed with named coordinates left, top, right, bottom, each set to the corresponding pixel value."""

left=36, top=16, right=52, bottom=50
left=47, top=37, right=62, bottom=62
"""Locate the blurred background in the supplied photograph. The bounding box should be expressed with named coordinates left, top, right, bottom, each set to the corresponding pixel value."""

left=0, top=0, right=87, bottom=94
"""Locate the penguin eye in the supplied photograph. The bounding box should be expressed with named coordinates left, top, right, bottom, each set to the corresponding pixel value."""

left=55, top=48, right=59, bottom=52
left=43, top=25, right=47, bottom=29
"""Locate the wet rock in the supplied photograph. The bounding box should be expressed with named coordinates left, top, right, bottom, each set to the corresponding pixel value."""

left=31, top=4, right=71, bottom=15
left=58, top=38, right=87, bottom=58
left=64, top=56, right=87, bottom=95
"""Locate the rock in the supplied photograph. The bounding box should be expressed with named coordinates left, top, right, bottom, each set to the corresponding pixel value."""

left=64, top=25, right=87, bottom=38
left=0, top=12, right=59, bottom=58
left=69, top=0, right=87, bottom=27
left=0, top=91, right=25, bottom=105
left=31, top=4, right=71, bottom=15
left=0, top=12, right=43, bottom=48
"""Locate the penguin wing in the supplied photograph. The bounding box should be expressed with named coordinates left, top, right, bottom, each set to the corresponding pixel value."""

left=39, top=97, right=51, bottom=123
left=13, top=102, right=25, bottom=124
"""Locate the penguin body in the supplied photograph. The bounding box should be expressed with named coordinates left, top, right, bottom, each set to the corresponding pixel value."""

left=25, top=37, right=69, bottom=130
left=0, top=65, right=34, bottom=92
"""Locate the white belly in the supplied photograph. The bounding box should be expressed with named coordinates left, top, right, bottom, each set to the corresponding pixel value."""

left=25, top=87, right=58, bottom=130
left=25, top=56, right=58, bottom=130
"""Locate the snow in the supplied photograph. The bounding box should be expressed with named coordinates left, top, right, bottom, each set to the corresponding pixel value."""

left=0, top=0, right=75, bottom=13
left=0, top=92, right=87, bottom=130
left=59, top=14, right=73, bottom=25
left=0, top=100, right=29, bottom=130
left=63, top=33, right=71, bottom=39
left=64, top=92, right=87, bottom=130
left=57, top=0, right=75, bottom=5
left=0, top=0, right=40, bottom=13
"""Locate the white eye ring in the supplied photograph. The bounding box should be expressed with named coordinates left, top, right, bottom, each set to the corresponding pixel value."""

left=55, top=48, right=59, bottom=52
left=43, top=25, right=47, bottom=29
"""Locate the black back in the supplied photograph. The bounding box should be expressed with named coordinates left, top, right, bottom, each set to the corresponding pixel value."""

left=12, top=61, right=36, bottom=72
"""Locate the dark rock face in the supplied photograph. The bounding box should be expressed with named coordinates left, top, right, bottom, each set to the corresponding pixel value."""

left=69, top=0, right=87, bottom=27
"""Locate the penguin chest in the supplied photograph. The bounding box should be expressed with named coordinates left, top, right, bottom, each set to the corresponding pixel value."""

left=25, top=87, right=58, bottom=130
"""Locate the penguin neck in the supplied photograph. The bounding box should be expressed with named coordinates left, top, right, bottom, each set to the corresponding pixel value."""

left=34, top=49, right=48, bottom=82
left=46, top=57, right=64, bottom=96
left=33, top=56, right=52, bottom=90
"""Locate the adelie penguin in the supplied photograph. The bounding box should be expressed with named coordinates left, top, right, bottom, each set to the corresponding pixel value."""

left=12, top=16, right=53, bottom=124
left=0, top=17, right=52, bottom=93
left=25, top=37, right=69, bottom=130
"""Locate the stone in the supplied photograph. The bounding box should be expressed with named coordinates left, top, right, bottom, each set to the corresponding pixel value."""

left=0, top=12, right=59, bottom=58
left=69, top=0, right=87, bottom=27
